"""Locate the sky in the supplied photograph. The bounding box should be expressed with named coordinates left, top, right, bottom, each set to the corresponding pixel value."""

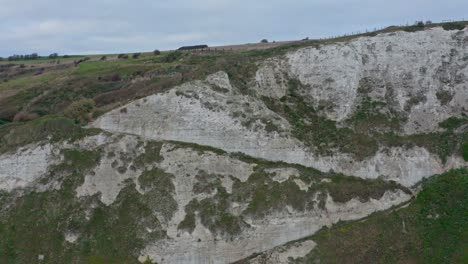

left=1, top=0, right=467, bottom=56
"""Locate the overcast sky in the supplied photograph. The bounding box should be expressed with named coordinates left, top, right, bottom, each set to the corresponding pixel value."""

left=1, top=0, right=467, bottom=56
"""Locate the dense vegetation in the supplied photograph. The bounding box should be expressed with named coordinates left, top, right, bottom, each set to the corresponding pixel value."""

left=295, top=168, right=467, bottom=264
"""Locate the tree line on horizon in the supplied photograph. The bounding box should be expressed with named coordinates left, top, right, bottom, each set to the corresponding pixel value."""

left=0, top=52, right=65, bottom=62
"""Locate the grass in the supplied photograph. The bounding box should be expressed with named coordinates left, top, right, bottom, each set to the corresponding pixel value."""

left=463, top=142, right=468, bottom=161
left=75, top=60, right=156, bottom=78
left=439, top=116, right=468, bottom=131
left=232, top=165, right=406, bottom=217
left=184, top=189, right=246, bottom=237
left=133, top=141, right=164, bottom=169
left=0, top=115, right=101, bottom=155
left=294, top=168, right=467, bottom=264
left=193, top=171, right=224, bottom=194
left=349, top=96, right=403, bottom=134
left=177, top=213, right=196, bottom=234
left=168, top=140, right=227, bottom=156
left=137, top=168, right=178, bottom=221
left=262, top=79, right=380, bottom=160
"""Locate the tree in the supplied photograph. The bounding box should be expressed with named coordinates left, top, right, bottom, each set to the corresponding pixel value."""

left=414, top=21, right=425, bottom=27
left=132, top=53, right=141, bottom=59
left=153, top=49, right=161, bottom=55
left=260, top=39, right=268, bottom=43
left=118, top=54, right=128, bottom=59
left=100, top=55, right=107, bottom=61
left=425, top=20, right=433, bottom=25
left=49, top=53, right=58, bottom=58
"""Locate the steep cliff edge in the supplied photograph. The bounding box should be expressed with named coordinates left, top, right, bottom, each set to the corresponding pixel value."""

left=0, top=25, right=467, bottom=263
left=92, top=28, right=468, bottom=186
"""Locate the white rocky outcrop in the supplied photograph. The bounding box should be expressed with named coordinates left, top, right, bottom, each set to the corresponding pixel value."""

left=91, top=69, right=467, bottom=187
left=139, top=190, right=410, bottom=264
left=248, top=240, right=317, bottom=264
left=0, top=143, right=59, bottom=191
left=75, top=135, right=145, bottom=205
left=285, top=27, right=468, bottom=133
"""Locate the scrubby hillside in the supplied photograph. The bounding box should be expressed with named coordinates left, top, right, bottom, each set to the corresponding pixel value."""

left=0, top=22, right=467, bottom=263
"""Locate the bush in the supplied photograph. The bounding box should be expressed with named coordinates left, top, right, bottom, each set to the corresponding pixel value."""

left=414, top=21, right=425, bottom=27
left=463, top=142, right=468, bottom=161
left=117, top=54, right=128, bottom=59
left=64, top=98, right=96, bottom=124
left=49, top=53, right=58, bottom=59
left=73, top=57, right=90, bottom=66
left=260, top=39, right=268, bottom=43
left=100, top=56, right=107, bottom=61
left=163, top=51, right=183, bottom=63
left=99, top=73, right=121, bottom=82
left=13, top=111, right=39, bottom=122
left=132, top=53, right=141, bottom=59
left=153, top=49, right=161, bottom=55
left=442, top=22, right=466, bottom=31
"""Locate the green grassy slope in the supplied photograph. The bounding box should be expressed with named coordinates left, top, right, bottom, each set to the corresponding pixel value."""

left=294, top=168, right=467, bottom=264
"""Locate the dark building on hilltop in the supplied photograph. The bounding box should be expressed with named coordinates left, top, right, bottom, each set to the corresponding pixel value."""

left=178, top=45, right=209, bottom=51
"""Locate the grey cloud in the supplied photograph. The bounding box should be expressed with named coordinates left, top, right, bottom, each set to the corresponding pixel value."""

left=1, top=0, right=467, bottom=56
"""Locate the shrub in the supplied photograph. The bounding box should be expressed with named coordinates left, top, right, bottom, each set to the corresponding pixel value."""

left=64, top=98, right=96, bottom=124
left=117, top=54, right=128, bottom=59
left=260, top=39, right=268, bottom=43
left=414, top=21, right=425, bottom=27
left=49, top=53, right=58, bottom=59
left=442, top=22, right=466, bottom=31
left=13, top=111, right=39, bottom=122
left=100, top=73, right=121, bottom=82
left=402, top=21, right=427, bottom=32
left=132, top=53, right=141, bottom=59
left=100, top=56, right=107, bottom=61
left=73, top=57, right=90, bottom=66
left=153, top=49, right=161, bottom=55
left=163, top=51, right=183, bottom=63
left=463, top=142, right=468, bottom=161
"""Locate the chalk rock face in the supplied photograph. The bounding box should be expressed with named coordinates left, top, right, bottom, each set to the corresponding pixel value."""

left=91, top=67, right=466, bottom=187
left=0, top=144, right=58, bottom=191
left=140, top=190, right=410, bottom=264
left=285, top=27, right=468, bottom=133
left=0, top=132, right=412, bottom=264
